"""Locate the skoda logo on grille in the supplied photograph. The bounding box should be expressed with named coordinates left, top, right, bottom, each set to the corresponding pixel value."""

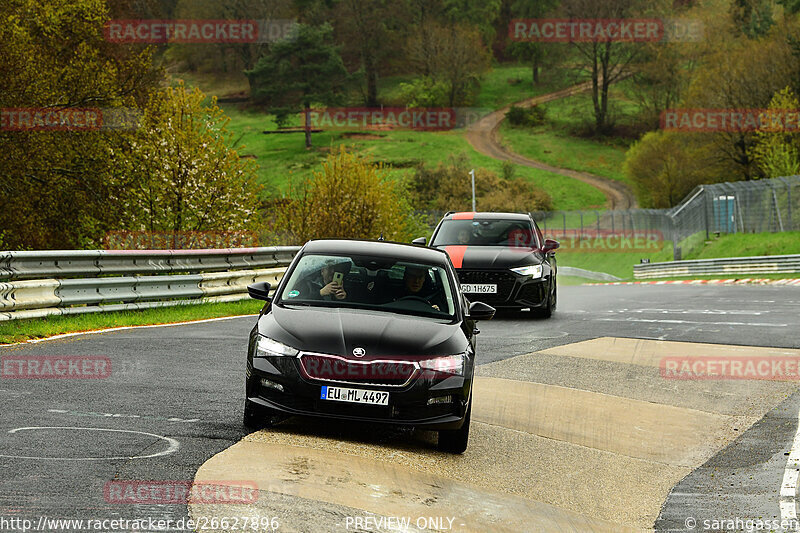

left=352, top=347, right=366, bottom=358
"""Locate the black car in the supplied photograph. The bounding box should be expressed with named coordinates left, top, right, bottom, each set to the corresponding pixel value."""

left=421, top=211, right=559, bottom=317
left=244, top=239, right=495, bottom=453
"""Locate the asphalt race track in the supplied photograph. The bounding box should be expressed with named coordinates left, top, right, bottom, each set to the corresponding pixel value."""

left=2, top=284, right=800, bottom=532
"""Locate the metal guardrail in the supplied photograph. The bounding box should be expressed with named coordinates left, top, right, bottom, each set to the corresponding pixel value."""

left=633, top=254, right=800, bottom=279
left=0, top=247, right=298, bottom=280
left=0, top=247, right=300, bottom=321
left=558, top=266, right=621, bottom=282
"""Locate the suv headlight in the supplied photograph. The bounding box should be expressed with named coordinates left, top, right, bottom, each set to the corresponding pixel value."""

left=510, top=264, right=543, bottom=279
left=418, top=353, right=465, bottom=376
left=255, top=336, right=298, bottom=357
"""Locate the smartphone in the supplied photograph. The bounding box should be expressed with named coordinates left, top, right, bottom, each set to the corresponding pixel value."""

left=332, top=271, right=344, bottom=285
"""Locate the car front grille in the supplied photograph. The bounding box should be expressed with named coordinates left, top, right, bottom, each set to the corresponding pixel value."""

left=457, top=269, right=517, bottom=303
left=298, top=352, right=418, bottom=388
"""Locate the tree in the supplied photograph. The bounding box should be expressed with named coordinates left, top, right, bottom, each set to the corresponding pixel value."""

left=730, top=0, right=774, bottom=37
left=560, top=0, right=647, bottom=134
left=329, top=0, right=400, bottom=107
left=507, top=0, right=560, bottom=84
left=623, top=131, right=717, bottom=208
left=115, top=84, right=262, bottom=234
left=405, top=21, right=492, bottom=106
left=442, top=0, right=503, bottom=44
left=272, top=147, right=423, bottom=243
left=683, top=30, right=795, bottom=180
left=0, top=0, right=159, bottom=250
left=751, top=87, right=800, bottom=178
left=247, top=23, right=349, bottom=148
left=631, top=42, right=693, bottom=129
left=165, top=0, right=295, bottom=78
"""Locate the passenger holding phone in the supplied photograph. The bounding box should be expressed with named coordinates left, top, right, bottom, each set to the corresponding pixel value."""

left=320, top=267, right=347, bottom=300
left=296, top=261, right=349, bottom=301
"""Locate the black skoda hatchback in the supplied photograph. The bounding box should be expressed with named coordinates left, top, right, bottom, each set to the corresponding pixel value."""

left=244, top=239, right=495, bottom=453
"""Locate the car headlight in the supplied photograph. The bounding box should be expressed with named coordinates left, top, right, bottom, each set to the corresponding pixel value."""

left=418, top=353, right=465, bottom=376
left=255, top=336, right=298, bottom=357
left=510, top=264, right=543, bottom=279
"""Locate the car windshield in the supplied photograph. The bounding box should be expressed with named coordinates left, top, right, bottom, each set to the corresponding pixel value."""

left=431, top=219, right=537, bottom=247
left=277, top=253, right=456, bottom=320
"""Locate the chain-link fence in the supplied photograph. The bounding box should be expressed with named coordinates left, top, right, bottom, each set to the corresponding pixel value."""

left=529, top=175, right=800, bottom=260
left=419, top=176, right=800, bottom=260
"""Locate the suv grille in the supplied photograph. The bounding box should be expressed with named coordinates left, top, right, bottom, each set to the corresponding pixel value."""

left=458, top=270, right=516, bottom=302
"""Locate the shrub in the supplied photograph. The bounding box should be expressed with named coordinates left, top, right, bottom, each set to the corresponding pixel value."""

left=505, top=105, right=546, bottom=127
left=409, top=154, right=552, bottom=212
left=272, top=147, right=425, bottom=244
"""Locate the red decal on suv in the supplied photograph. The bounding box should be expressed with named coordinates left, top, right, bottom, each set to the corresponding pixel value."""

left=445, top=246, right=468, bottom=268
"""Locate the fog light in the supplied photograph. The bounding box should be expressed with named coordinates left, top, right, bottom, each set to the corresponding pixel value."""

left=427, top=395, right=453, bottom=405
left=260, top=378, right=284, bottom=392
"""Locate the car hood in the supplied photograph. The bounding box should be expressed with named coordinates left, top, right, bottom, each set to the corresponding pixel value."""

left=258, top=305, right=467, bottom=358
left=438, top=245, right=543, bottom=269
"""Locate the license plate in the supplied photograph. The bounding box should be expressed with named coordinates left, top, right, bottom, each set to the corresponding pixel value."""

left=320, top=386, right=389, bottom=406
left=461, top=283, right=497, bottom=294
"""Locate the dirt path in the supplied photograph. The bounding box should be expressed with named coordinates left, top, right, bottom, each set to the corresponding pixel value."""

left=465, top=80, right=638, bottom=210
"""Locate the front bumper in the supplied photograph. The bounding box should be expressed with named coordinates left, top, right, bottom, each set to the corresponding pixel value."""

left=459, top=269, right=551, bottom=309
left=246, top=355, right=472, bottom=431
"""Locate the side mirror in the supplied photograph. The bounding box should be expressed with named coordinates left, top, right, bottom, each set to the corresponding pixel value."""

left=247, top=281, right=272, bottom=301
left=542, top=239, right=560, bottom=253
left=467, top=301, right=495, bottom=321
left=411, top=237, right=427, bottom=246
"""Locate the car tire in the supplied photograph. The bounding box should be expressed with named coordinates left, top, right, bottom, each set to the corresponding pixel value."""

left=243, top=398, right=281, bottom=431
left=532, top=280, right=556, bottom=318
left=438, top=402, right=471, bottom=454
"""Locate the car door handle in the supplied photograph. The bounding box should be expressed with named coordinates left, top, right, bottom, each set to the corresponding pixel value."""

left=473, top=327, right=480, bottom=334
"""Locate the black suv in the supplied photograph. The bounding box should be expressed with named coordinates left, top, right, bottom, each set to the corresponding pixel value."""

left=422, top=211, right=559, bottom=317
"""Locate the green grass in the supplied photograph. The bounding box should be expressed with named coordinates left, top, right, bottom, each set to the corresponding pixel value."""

left=0, top=300, right=264, bottom=345
left=223, top=105, right=606, bottom=211
left=499, top=123, right=630, bottom=185
left=558, top=231, right=800, bottom=281
left=473, top=64, right=570, bottom=109
left=685, top=231, right=800, bottom=260
left=497, top=79, right=642, bottom=187
left=558, top=248, right=674, bottom=280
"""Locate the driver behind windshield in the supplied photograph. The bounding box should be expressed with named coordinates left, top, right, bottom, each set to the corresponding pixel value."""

left=392, top=265, right=446, bottom=311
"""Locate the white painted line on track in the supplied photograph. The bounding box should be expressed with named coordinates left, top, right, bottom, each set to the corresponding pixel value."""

left=47, top=408, right=200, bottom=423
left=780, top=409, right=800, bottom=526
left=596, top=318, right=788, bottom=327
left=0, top=314, right=258, bottom=347
left=0, top=426, right=180, bottom=461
